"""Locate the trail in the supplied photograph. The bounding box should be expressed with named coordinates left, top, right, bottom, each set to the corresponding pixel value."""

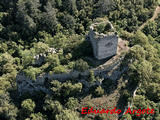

left=139, top=6, right=160, bottom=30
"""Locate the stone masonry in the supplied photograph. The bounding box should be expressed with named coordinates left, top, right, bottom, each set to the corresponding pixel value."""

left=89, top=21, right=118, bottom=60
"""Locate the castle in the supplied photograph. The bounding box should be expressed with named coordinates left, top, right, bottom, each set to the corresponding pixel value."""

left=88, top=20, right=118, bottom=60
left=16, top=19, right=122, bottom=95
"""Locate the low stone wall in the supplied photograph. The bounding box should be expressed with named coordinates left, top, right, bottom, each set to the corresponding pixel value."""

left=16, top=54, right=126, bottom=95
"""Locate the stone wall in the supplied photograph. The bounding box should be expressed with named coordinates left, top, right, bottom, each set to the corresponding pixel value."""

left=97, top=35, right=118, bottom=59
left=16, top=21, right=124, bottom=95
left=89, top=21, right=118, bottom=60
left=16, top=55, right=126, bottom=95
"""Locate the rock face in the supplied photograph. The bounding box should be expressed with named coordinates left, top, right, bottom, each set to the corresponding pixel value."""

left=89, top=21, right=118, bottom=60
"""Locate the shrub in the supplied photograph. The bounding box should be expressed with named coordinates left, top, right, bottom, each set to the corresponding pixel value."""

left=43, top=99, right=63, bottom=114
left=119, top=30, right=134, bottom=41
left=88, top=70, right=96, bottom=83
left=56, top=109, right=79, bottom=120
left=65, top=97, right=79, bottom=110
left=94, top=22, right=113, bottom=34
left=53, top=65, right=67, bottom=74
left=61, top=82, right=82, bottom=98
left=122, top=90, right=130, bottom=100
left=74, top=59, right=89, bottom=72
left=21, top=99, right=35, bottom=114
left=23, top=66, right=42, bottom=80
left=121, top=114, right=132, bottom=120
left=94, top=86, right=105, bottom=97
left=27, top=112, right=47, bottom=120
left=46, top=54, right=60, bottom=70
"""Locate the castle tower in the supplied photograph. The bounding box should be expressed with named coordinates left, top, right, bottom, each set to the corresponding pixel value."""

left=89, top=20, right=118, bottom=60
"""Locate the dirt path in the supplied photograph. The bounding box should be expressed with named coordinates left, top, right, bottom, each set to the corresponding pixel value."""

left=139, top=6, right=160, bottom=30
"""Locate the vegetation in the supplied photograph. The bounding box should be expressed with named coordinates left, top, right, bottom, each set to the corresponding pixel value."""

left=93, top=22, right=114, bottom=34
left=94, top=86, right=105, bottom=97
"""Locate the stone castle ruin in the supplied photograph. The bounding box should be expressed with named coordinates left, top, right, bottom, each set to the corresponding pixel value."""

left=89, top=20, right=118, bottom=60
left=16, top=19, right=128, bottom=95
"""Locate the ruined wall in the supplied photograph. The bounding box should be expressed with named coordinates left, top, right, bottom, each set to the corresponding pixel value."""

left=16, top=56, right=125, bottom=95
left=16, top=21, right=121, bottom=95
left=89, top=21, right=118, bottom=60
left=97, top=35, right=118, bottom=59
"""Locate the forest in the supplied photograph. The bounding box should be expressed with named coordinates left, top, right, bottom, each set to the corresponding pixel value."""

left=0, top=0, right=160, bottom=120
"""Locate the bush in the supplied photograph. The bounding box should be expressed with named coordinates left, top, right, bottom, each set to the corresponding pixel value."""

left=119, top=30, right=134, bottom=41
left=27, top=112, right=47, bottom=120
left=88, top=70, right=96, bottom=83
left=21, top=99, right=35, bottom=114
left=53, top=65, right=67, bottom=74
left=94, top=86, right=105, bottom=97
left=94, top=22, right=113, bottom=34
left=74, top=59, right=89, bottom=72
left=34, top=42, right=49, bottom=54
left=121, top=114, right=132, bottom=120
left=61, top=82, right=82, bottom=98
left=65, top=97, right=79, bottom=110
left=56, top=109, right=79, bottom=120
left=23, top=66, right=42, bottom=80
left=43, top=99, right=63, bottom=114
left=131, top=31, right=149, bottom=47
left=46, top=54, right=60, bottom=70
left=122, top=90, right=130, bottom=101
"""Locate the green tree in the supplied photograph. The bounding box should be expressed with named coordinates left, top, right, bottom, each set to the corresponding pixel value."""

left=60, top=82, right=82, bottom=98
left=46, top=53, right=60, bottom=71
left=138, top=8, right=150, bottom=22
left=65, top=97, right=79, bottom=110
left=52, top=32, right=68, bottom=49
left=20, top=49, right=35, bottom=67
left=21, top=99, right=36, bottom=114
left=50, top=80, right=61, bottom=96
left=56, top=110, right=79, bottom=120
left=143, top=21, right=158, bottom=37
left=0, top=53, right=18, bottom=88
left=43, top=99, right=63, bottom=115
left=34, top=42, right=49, bottom=54
left=53, top=65, right=67, bottom=74
left=131, top=31, right=149, bottom=47
left=121, top=114, right=132, bottom=120
left=129, top=59, right=152, bottom=84
left=23, top=66, right=42, bottom=80
left=62, top=0, right=77, bottom=15
left=94, top=86, right=105, bottom=97
left=55, top=0, right=62, bottom=7
left=146, top=83, right=160, bottom=102
left=16, top=0, right=40, bottom=38
left=126, top=45, right=146, bottom=62
left=59, top=13, right=76, bottom=30
left=0, top=91, right=18, bottom=120
left=41, top=2, right=58, bottom=34
left=0, top=53, right=16, bottom=74
left=94, top=0, right=114, bottom=17
left=37, top=31, right=54, bottom=44
left=74, top=59, right=89, bottom=72
left=26, top=112, right=47, bottom=120
left=88, top=70, right=96, bottom=83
